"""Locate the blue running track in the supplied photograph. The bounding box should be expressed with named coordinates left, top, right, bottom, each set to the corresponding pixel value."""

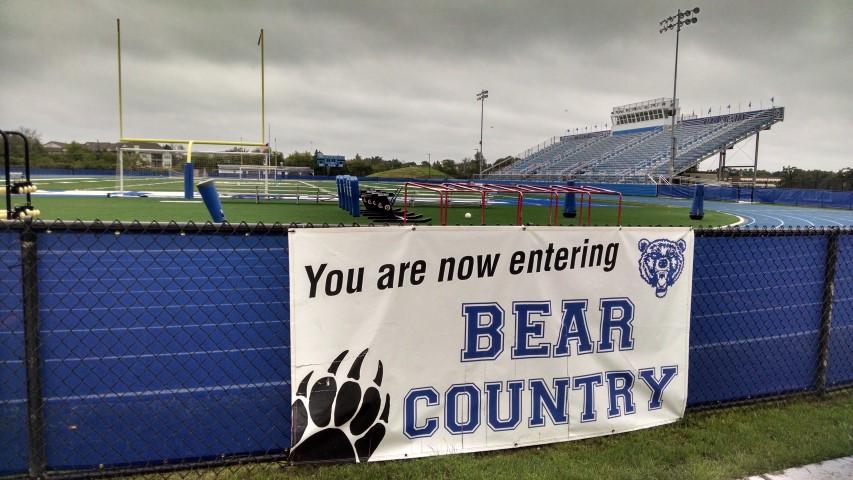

left=627, top=196, right=852, bottom=228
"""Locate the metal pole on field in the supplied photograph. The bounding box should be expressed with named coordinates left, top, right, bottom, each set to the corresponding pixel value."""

left=476, top=89, right=489, bottom=175
left=118, top=148, right=124, bottom=193
left=751, top=130, right=760, bottom=203
left=659, top=7, right=700, bottom=182
left=258, top=28, right=265, bottom=145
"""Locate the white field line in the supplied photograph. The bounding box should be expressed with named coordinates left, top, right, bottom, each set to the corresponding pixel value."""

left=784, top=214, right=816, bottom=227
left=728, top=214, right=748, bottom=227
left=296, top=179, right=334, bottom=194
left=811, top=215, right=846, bottom=226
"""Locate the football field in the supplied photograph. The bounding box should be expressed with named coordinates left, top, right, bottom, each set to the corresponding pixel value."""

left=20, top=174, right=853, bottom=226
left=23, top=175, right=742, bottom=226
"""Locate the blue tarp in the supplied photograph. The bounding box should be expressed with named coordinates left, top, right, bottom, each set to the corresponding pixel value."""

left=688, top=235, right=828, bottom=405
left=34, top=232, right=291, bottom=470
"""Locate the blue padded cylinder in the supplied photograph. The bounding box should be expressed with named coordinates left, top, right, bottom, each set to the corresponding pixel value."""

left=184, top=163, right=194, bottom=200
left=690, top=184, right=705, bottom=220
left=197, top=179, right=226, bottom=222
left=563, top=181, right=577, bottom=218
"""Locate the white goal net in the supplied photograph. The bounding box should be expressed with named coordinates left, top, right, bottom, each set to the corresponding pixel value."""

left=117, top=147, right=279, bottom=198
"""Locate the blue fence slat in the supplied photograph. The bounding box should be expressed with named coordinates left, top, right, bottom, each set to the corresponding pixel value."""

left=687, top=235, right=827, bottom=406
left=0, top=232, right=27, bottom=475
left=828, top=235, right=853, bottom=387
left=36, top=231, right=291, bottom=470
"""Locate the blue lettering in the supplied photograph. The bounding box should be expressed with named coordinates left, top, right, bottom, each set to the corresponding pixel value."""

left=485, top=381, right=524, bottom=431
left=404, top=387, right=440, bottom=438
left=572, top=373, right=603, bottom=423
left=606, top=370, right=636, bottom=418
left=511, top=301, right=552, bottom=358
left=598, top=298, right=635, bottom=352
left=639, top=366, right=678, bottom=410
left=528, top=378, right=570, bottom=427
left=461, top=303, right=504, bottom=362
left=554, top=299, right=593, bottom=356
left=445, top=384, right=481, bottom=434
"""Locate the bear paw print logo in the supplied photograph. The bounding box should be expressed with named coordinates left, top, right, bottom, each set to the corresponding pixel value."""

left=638, top=238, right=687, bottom=298
left=290, top=349, right=390, bottom=463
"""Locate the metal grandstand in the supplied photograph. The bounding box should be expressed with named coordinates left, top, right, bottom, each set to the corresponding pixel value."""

left=485, top=104, right=784, bottom=183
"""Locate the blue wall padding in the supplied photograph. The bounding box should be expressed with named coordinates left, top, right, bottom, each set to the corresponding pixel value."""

left=690, top=184, right=705, bottom=218
left=344, top=175, right=352, bottom=213
left=0, top=232, right=27, bottom=475
left=335, top=176, right=360, bottom=217
left=660, top=184, right=853, bottom=210
left=183, top=163, right=194, bottom=200
left=828, top=235, right=853, bottom=386
left=197, top=180, right=226, bottom=222
left=342, top=176, right=348, bottom=211
left=349, top=177, right=360, bottom=217
left=563, top=181, right=576, bottom=217
left=33, top=232, right=291, bottom=470
left=688, top=235, right=828, bottom=406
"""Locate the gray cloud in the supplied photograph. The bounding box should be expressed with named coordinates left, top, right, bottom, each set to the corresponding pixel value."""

left=1, top=0, right=850, bottom=170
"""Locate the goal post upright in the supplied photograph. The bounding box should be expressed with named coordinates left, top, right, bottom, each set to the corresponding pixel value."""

left=116, top=19, right=268, bottom=199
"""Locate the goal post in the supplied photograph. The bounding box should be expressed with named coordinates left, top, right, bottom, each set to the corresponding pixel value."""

left=116, top=147, right=184, bottom=194
left=114, top=19, right=270, bottom=197
left=117, top=144, right=272, bottom=199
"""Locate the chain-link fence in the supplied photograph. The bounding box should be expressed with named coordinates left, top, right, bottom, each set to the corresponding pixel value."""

left=0, top=221, right=851, bottom=479
left=688, top=227, right=850, bottom=408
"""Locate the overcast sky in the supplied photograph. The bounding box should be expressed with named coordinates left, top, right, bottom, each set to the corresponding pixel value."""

left=1, top=0, right=851, bottom=171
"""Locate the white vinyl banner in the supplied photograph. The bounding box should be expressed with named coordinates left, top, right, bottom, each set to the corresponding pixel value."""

left=288, top=226, right=693, bottom=463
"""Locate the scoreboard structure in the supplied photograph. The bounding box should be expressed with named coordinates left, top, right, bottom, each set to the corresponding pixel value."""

left=314, top=151, right=345, bottom=168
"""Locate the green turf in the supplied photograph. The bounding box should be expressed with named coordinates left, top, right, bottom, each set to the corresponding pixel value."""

left=26, top=196, right=737, bottom=226
left=143, top=391, right=853, bottom=480
left=367, top=166, right=449, bottom=179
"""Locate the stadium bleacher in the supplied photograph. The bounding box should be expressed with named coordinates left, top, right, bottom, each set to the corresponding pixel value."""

left=488, top=106, right=784, bottom=183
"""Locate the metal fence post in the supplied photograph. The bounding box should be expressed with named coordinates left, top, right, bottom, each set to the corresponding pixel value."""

left=816, top=228, right=840, bottom=394
left=21, top=224, right=46, bottom=478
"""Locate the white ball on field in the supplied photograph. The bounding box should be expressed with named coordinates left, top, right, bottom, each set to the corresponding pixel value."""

left=464, top=212, right=472, bottom=219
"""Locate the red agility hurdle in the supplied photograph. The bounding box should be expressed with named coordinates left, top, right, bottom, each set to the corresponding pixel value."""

left=402, top=182, right=622, bottom=226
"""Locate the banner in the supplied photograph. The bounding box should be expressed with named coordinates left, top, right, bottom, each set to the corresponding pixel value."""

left=288, top=226, right=693, bottom=462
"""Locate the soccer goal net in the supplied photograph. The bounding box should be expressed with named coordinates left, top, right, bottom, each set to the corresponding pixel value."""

left=117, top=147, right=280, bottom=198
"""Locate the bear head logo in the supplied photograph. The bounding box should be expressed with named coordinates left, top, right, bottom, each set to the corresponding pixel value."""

left=637, top=238, right=687, bottom=298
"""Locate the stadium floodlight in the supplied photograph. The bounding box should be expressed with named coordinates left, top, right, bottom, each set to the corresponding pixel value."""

left=659, top=7, right=701, bottom=181
left=476, top=89, right=489, bottom=175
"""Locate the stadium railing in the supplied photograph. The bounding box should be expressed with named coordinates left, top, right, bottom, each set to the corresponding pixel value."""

left=0, top=220, right=850, bottom=478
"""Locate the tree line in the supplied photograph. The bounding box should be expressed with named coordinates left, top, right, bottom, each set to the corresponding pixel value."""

left=4, top=128, right=849, bottom=188
left=2, top=128, right=504, bottom=178
left=726, top=167, right=853, bottom=191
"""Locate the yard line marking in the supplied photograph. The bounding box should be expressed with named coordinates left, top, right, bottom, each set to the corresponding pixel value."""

left=296, top=179, right=333, bottom=194
left=31, top=177, right=98, bottom=181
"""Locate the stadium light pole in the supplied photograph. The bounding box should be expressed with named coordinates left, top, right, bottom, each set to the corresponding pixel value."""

left=476, top=89, right=489, bottom=175
left=659, top=7, right=700, bottom=182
